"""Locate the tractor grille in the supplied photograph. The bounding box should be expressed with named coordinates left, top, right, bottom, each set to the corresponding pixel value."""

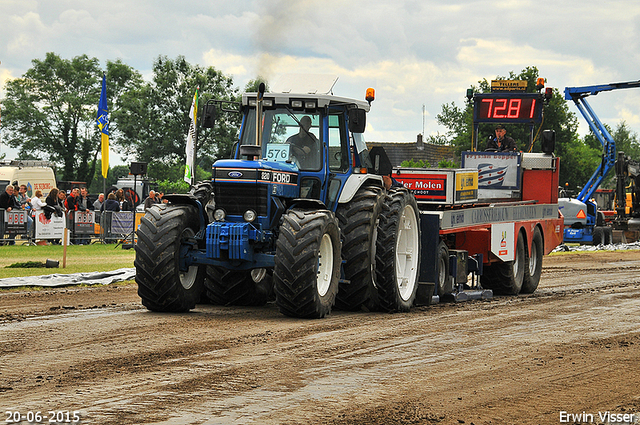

left=214, top=182, right=268, bottom=216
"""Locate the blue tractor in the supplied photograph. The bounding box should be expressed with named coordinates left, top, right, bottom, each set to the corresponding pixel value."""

left=135, top=82, right=421, bottom=318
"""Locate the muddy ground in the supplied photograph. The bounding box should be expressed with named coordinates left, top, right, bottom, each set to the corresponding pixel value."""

left=1, top=250, right=639, bottom=425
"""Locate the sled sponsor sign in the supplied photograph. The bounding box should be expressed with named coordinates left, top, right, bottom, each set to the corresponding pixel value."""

left=491, top=222, right=515, bottom=262
left=392, top=168, right=478, bottom=205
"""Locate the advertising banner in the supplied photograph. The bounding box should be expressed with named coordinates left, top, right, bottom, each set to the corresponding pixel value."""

left=4, top=210, right=28, bottom=234
left=74, top=210, right=95, bottom=235
left=34, top=211, right=65, bottom=239
left=111, top=211, right=134, bottom=235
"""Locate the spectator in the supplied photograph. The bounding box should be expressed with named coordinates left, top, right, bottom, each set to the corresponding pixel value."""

left=57, top=190, right=67, bottom=211
left=30, top=190, right=47, bottom=242
left=0, top=185, right=21, bottom=245
left=122, top=191, right=134, bottom=212
left=144, top=190, right=159, bottom=211
left=65, top=188, right=80, bottom=244
left=45, top=188, right=64, bottom=218
left=66, top=188, right=79, bottom=214
left=116, top=189, right=125, bottom=208
left=0, top=185, right=20, bottom=212
left=93, top=193, right=105, bottom=211
left=30, top=189, right=46, bottom=214
left=76, top=187, right=92, bottom=245
left=78, top=186, right=92, bottom=211
left=16, top=184, right=31, bottom=208
left=101, top=193, right=121, bottom=212
left=44, top=188, right=65, bottom=245
left=15, top=184, right=34, bottom=237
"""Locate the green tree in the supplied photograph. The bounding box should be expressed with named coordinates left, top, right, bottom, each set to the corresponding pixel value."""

left=114, top=55, right=239, bottom=172
left=1, top=53, right=140, bottom=183
left=432, top=66, right=605, bottom=189
left=88, top=162, right=131, bottom=194
left=581, top=121, right=640, bottom=189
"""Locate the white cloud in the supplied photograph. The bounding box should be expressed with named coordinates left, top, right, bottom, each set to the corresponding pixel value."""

left=2, top=0, right=640, bottom=157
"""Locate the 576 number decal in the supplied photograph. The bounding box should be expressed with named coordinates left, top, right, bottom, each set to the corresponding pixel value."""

left=265, top=144, right=290, bottom=162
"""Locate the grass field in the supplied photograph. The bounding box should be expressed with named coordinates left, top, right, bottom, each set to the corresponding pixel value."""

left=0, top=243, right=136, bottom=279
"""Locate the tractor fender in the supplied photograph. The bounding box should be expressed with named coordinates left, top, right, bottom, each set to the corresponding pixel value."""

left=288, top=198, right=327, bottom=211
left=338, top=174, right=384, bottom=204
left=163, top=194, right=207, bottom=237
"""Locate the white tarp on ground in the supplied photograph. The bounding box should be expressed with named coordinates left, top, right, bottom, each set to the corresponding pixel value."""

left=0, top=268, right=136, bottom=288
left=553, top=242, right=640, bottom=252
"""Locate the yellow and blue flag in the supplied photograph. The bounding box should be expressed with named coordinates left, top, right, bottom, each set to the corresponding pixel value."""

left=96, top=73, right=109, bottom=178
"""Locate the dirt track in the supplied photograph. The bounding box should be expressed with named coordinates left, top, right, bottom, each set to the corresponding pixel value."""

left=1, top=250, right=640, bottom=425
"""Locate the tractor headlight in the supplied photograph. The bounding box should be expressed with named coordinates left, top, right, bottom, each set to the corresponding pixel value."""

left=214, top=209, right=226, bottom=221
left=243, top=209, right=257, bottom=222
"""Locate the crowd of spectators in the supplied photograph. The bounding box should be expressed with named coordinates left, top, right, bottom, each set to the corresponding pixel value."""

left=1, top=184, right=167, bottom=245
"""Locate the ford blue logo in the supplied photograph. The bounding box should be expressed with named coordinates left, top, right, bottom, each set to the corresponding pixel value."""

left=228, top=171, right=243, bottom=178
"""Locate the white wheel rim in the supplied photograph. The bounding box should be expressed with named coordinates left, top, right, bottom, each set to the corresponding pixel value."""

left=179, top=228, right=197, bottom=290
left=438, top=252, right=446, bottom=290
left=395, top=204, right=419, bottom=301
left=317, top=233, right=334, bottom=297
left=180, top=266, right=198, bottom=290
left=529, top=239, right=539, bottom=276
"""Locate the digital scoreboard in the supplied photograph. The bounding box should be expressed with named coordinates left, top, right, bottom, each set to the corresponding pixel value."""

left=473, top=93, right=544, bottom=124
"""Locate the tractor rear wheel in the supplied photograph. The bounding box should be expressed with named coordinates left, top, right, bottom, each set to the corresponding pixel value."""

left=335, top=185, right=384, bottom=311
left=375, top=188, right=421, bottom=312
left=135, top=204, right=205, bottom=312
left=273, top=209, right=341, bottom=319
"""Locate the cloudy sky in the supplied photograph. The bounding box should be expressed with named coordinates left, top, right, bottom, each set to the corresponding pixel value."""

left=1, top=0, right=640, bottom=164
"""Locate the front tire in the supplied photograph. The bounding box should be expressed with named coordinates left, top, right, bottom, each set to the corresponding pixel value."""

left=274, top=209, right=341, bottom=319
left=376, top=188, right=421, bottom=312
left=335, top=185, right=384, bottom=311
left=593, top=226, right=605, bottom=245
left=135, top=205, right=205, bottom=312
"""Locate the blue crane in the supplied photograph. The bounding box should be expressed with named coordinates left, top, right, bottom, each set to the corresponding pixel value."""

left=560, top=80, right=640, bottom=244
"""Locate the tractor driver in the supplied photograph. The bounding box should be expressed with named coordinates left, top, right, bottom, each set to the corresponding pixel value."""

left=287, top=115, right=321, bottom=170
left=486, top=124, right=517, bottom=152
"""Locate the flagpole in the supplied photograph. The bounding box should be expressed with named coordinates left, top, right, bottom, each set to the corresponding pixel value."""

left=193, top=110, right=198, bottom=187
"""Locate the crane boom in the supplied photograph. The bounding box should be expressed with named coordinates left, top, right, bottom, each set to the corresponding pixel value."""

left=564, top=80, right=640, bottom=202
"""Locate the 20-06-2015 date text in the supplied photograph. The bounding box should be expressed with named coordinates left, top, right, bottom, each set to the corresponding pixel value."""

left=5, top=411, right=81, bottom=423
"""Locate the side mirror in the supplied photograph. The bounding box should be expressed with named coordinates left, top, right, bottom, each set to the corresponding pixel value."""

left=202, top=103, right=217, bottom=128
left=541, top=129, right=556, bottom=154
left=348, top=109, right=367, bottom=133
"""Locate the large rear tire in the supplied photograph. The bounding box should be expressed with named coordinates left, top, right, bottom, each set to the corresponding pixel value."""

left=204, top=267, right=272, bottom=306
left=481, top=230, right=526, bottom=295
left=335, top=185, right=384, bottom=311
left=521, top=227, right=543, bottom=294
left=274, top=209, right=341, bottom=319
left=376, top=188, right=421, bottom=312
left=135, top=204, right=205, bottom=312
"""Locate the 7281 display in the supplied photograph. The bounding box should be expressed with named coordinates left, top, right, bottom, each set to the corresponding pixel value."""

left=473, top=93, right=543, bottom=123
